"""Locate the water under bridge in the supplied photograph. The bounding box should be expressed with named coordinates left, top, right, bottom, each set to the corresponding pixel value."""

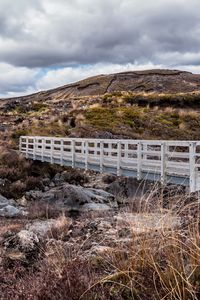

left=19, top=136, right=200, bottom=193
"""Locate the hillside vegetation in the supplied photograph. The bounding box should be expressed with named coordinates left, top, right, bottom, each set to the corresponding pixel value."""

left=1, top=69, right=200, bottom=300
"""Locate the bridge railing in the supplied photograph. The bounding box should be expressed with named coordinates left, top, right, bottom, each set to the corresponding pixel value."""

left=19, top=136, right=200, bottom=192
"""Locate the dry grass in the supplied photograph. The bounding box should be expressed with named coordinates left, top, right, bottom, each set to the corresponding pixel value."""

left=0, top=185, right=200, bottom=299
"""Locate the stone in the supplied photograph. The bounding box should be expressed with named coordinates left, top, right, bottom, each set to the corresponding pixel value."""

left=42, top=178, right=51, bottom=186
left=0, top=194, right=9, bottom=208
left=49, top=182, right=55, bottom=188
left=25, top=184, right=117, bottom=212
left=53, top=173, right=64, bottom=186
left=81, top=203, right=111, bottom=211
left=25, top=190, right=43, bottom=201
left=0, top=205, right=21, bottom=217
left=16, top=196, right=28, bottom=207
left=17, top=230, right=40, bottom=251
left=102, top=174, right=117, bottom=184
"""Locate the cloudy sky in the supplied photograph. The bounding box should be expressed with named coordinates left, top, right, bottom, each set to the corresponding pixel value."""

left=0, top=0, right=200, bottom=97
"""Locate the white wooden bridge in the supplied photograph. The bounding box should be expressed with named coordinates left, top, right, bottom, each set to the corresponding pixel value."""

left=19, top=136, right=200, bottom=193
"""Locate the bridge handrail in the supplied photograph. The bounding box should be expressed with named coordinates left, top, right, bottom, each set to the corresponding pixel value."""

left=19, top=136, right=200, bottom=193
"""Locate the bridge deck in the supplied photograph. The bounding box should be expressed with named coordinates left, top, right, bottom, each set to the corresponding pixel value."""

left=20, top=136, right=200, bottom=193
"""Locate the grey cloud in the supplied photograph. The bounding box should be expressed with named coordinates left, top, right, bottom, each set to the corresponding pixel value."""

left=0, top=0, right=199, bottom=68
left=0, top=0, right=200, bottom=97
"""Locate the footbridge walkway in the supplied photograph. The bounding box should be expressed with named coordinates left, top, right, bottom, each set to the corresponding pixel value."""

left=20, top=136, right=200, bottom=193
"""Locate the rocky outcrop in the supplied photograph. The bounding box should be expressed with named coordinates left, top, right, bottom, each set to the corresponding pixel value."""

left=0, top=195, right=22, bottom=217
left=26, top=183, right=117, bottom=212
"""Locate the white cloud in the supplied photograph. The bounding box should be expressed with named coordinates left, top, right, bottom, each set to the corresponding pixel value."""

left=36, top=62, right=164, bottom=90
left=0, top=63, right=38, bottom=97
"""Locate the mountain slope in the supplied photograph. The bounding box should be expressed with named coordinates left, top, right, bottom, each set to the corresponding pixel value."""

left=2, top=69, right=200, bottom=145
left=2, top=69, right=200, bottom=105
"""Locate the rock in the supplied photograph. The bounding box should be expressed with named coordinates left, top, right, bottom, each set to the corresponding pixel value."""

left=81, top=203, right=111, bottom=211
left=17, top=230, right=40, bottom=251
left=42, top=191, right=56, bottom=202
left=35, top=184, right=117, bottom=211
left=107, top=177, right=152, bottom=198
left=25, top=190, right=43, bottom=201
left=24, top=216, right=69, bottom=238
left=26, top=184, right=117, bottom=212
left=16, top=196, right=28, bottom=207
left=102, top=174, right=117, bottom=184
left=91, top=245, right=113, bottom=255
left=83, top=188, right=115, bottom=204
left=49, top=182, right=55, bottom=188
left=62, top=185, right=91, bottom=206
left=42, top=178, right=51, bottom=186
left=53, top=173, right=64, bottom=186
left=0, top=204, right=21, bottom=217
left=0, top=194, right=9, bottom=208
left=61, top=170, right=88, bottom=185
left=2, top=217, right=69, bottom=264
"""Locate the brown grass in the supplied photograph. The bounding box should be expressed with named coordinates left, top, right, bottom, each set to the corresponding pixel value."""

left=0, top=187, right=200, bottom=299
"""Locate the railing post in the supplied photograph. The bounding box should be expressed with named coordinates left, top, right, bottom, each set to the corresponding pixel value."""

left=85, top=140, right=88, bottom=171
left=143, top=143, right=147, bottom=160
left=33, top=137, right=36, bottom=160
left=72, top=140, right=75, bottom=168
left=117, top=141, right=121, bottom=176
left=41, top=138, right=44, bottom=162
left=26, top=137, right=28, bottom=159
left=189, top=142, right=196, bottom=193
left=19, top=136, right=22, bottom=153
left=137, top=141, right=142, bottom=180
left=161, top=142, right=167, bottom=185
left=50, top=138, right=53, bottom=164
left=60, top=139, right=64, bottom=166
left=100, top=141, right=103, bottom=173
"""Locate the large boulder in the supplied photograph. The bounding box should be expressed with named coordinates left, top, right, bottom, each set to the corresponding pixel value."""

left=26, top=184, right=117, bottom=212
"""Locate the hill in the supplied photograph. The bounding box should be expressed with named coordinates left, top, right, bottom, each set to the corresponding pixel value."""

left=1, top=69, right=200, bottom=146
left=1, top=69, right=200, bottom=105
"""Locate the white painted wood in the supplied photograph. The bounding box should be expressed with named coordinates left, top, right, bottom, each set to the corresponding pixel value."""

left=137, top=141, right=142, bottom=180
left=189, top=142, right=196, bottom=193
left=100, top=141, right=103, bottom=173
left=85, top=140, right=88, bottom=171
left=33, top=137, right=36, bottom=160
left=71, top=140, right=75, bottom=168
left=60, top=139, right=64, bottom=166
left=19, top=136, right=200, bottom=192
left=117, top=141, right=121, bottom=176
left=161, top=142, right=167, bottom=184
left=50, top=139, right=53, bottom=164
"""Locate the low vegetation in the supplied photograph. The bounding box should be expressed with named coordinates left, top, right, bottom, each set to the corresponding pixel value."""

left=84, top=104, right=200, bottom=140
left=0, top=188, right=200, bottom=299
